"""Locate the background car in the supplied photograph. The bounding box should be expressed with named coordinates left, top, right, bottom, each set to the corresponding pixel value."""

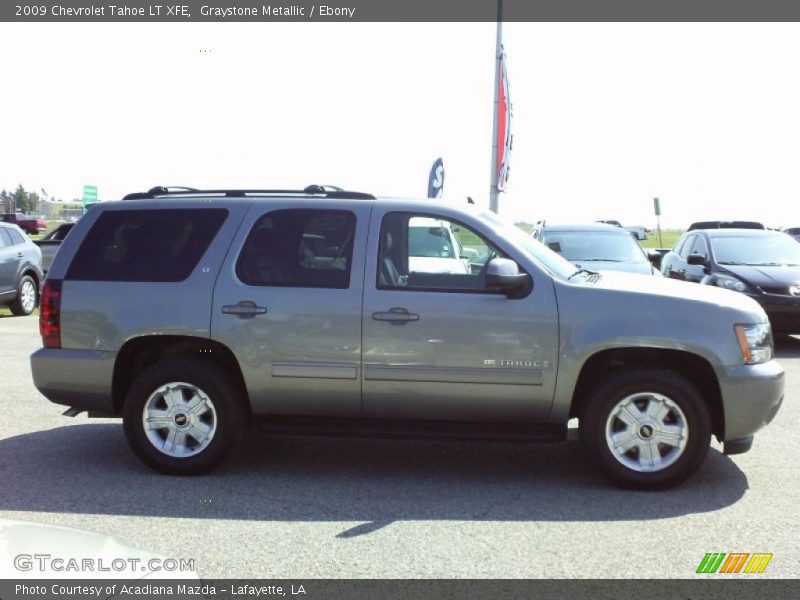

left=661, top=228, right=800, bottom=332
left=783, top=226, right=800, bottom=242
left=33, top=222, right=75, bottom=275
left=0, top=223, right=43, bottom=316
left=688, top=220, right=764, bottom=231
left=532, top=223, right=660, bottom=275
left=407, top=216, right=474, bottom=275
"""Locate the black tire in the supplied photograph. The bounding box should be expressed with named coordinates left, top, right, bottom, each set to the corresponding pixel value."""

left=123, top=358, right=246, bottom=475
left=580, top=368, right=711, bottom=490
left=9, top=274, right=38, bottom=316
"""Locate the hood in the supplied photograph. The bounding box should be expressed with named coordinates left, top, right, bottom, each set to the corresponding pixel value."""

left=573, top=260, right=655, bottom=276
left=0, top=519, right=198, bottom=581
left=574, top=270, right=766, bottom=318
left=721, top=264, right=800, bottom=289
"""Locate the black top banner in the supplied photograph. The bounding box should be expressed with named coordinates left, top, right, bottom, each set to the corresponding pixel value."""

left=6, top=0, right=800, bottom=22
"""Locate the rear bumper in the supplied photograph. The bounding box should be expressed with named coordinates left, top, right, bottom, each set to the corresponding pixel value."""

left=718, top=360, right=784, bottom=442
left=30, top=348, right=117, bottom=415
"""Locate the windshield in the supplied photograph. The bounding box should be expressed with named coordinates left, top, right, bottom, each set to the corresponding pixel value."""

left=479, top=211, right=577, bottom=279
left=711, top=234, right=800, bottom=266
left=541, top=231, right=647, bottom=263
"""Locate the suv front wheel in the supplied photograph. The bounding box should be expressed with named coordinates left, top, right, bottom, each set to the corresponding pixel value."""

left=123, top=358, right=246, bottom=475
left=580, top=368, right=711, bottom=489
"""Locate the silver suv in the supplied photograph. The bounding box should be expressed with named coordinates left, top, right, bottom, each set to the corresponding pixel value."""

left=30, top=187, right=785, bottom=488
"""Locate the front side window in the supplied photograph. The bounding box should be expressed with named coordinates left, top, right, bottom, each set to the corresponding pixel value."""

left=678, top=235, right=695, bottom=259
left=66, top=209, right=228, bottom=282
left=377, top=212, right=503, bottom=292
left=690, top=235, right=709, bottom=258
left=0, top=228, right=11, bottom=248
left=237, top=209, right=356, bottom=289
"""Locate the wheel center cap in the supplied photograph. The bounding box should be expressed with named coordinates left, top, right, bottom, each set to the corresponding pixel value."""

left=639, top=424, right=655, bottom=439
left=174, top=413, right=188, bottom=426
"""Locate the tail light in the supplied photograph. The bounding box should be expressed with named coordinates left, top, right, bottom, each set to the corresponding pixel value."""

left=39, top=280, right=62, bottom=349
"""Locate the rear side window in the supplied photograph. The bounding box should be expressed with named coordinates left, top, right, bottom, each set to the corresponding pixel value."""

left=66, top=209, right=228, bottom=282
left=237, top=209, right=356, bottom=289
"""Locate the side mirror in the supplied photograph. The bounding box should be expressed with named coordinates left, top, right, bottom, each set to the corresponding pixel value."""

left=460, top=247, right=479, bottom=260
left=687, top=254, right=708, bottom=267
left=485, top=258, right=529, bottom=295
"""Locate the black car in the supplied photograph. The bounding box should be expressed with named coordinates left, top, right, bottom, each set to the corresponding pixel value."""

left=661, top=228, right=800, bottom=332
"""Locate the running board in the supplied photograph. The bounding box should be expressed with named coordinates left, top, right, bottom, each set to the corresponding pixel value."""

left=256, top=416, right=566, bottom=444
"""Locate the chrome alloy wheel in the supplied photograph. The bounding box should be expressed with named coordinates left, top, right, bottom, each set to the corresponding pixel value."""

left=142, top=382, right=217, bottom=457
left=20, top=279, right=36, bottom=313
left=605, top=392, right=688, bottom=473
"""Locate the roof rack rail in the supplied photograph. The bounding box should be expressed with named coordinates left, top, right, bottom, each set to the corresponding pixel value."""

left=122, top=185, right=375, bottom=201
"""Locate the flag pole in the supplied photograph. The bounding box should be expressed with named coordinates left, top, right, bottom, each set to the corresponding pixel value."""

left=489, top=0, right=503, bottom=213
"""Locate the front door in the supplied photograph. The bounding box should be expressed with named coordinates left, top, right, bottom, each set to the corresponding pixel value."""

left=362, top=209, right=560, bottom=423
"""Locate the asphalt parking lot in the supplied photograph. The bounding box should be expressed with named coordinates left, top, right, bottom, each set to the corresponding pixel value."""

left=0, top=314, right=798, bottom=578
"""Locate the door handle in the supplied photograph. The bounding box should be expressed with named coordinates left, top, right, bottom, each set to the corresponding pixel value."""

left=222, top=301, right=267, bottom=317
left=372, top=308, right=420, bottom=324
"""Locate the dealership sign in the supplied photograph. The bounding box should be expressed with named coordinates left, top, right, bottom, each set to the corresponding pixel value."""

left=496, top=47, right=512, bottom=191
left=428, top=157, right=444, bottom=198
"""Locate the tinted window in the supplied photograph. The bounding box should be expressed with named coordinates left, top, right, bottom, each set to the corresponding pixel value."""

left=237, top=209, right=355, bottom=289
left=378, top=212, right=504, bottom=292
left=66, top=209, right=228, bottom=282
left=0, top=228, right=10, bottom=248
left=7, top=228, right=25, bottom=246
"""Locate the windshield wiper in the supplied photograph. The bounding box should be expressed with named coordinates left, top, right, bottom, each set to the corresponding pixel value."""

left=568, top=267, right=600, bottom=280
left=573, top=258, right=624, bottom=262
left=718, top=261, right=747, bottom=265
left=745, top=262, right=798, bottom=267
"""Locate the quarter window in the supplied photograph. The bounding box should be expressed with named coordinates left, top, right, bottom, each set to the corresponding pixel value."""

left=7, top=228, right=25, bottom=246
left=237, top=209, right=356, bottom=289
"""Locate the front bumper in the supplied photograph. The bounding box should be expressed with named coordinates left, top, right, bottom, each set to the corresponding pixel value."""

left=749, top=293, right=800, bottom=332
left=718, top=359, right=784, bottom=442
left=30, top=348, right=117, bottom=415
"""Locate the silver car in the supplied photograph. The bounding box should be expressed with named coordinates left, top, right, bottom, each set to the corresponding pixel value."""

left=0, top=223, right=43, bottom=316
left=30, top=187, right=784, bottom=489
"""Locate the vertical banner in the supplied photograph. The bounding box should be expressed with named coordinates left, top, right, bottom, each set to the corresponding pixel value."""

left=428, top=157, right=445, bottom=198
left=496, top=46, right=512, bottom=192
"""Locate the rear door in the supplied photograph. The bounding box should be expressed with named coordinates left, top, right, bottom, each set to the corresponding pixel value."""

left=211, top=200, right=371, bottom=417
left=361, top=208, right=560, bottom=423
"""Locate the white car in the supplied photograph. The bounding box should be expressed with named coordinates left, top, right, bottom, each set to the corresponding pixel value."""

left=407, top=217, right=475, bottom=274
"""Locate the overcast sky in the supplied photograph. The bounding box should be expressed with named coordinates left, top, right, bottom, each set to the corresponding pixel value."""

left=2, top=22, right=800, bottom=228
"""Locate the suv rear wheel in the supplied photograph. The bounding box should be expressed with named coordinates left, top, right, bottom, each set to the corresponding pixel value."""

left=123, top=358, right=245, bottom=475
left=580, top=368, right=711, bottom=489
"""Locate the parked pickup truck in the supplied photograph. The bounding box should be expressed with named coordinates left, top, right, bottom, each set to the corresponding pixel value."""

left=30, top=186, right=785, bottom=489
left=32, top=222, right=74, bottom=274
left=1, top=212, right=46, bottom=235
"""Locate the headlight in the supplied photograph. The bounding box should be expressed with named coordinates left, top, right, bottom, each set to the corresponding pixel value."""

left=714, top=275, right=749, bottom=292
left=734, top=323, right=773, bottom=364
